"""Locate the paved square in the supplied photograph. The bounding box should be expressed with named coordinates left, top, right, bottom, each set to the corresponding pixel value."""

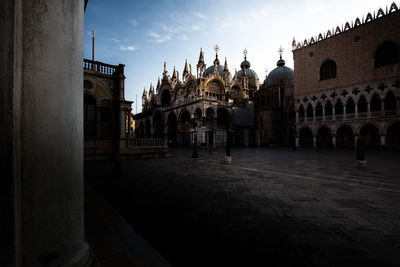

left=86, top=148, right=400, bottom=267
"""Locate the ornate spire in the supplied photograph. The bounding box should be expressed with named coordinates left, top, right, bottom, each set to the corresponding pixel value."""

left=277, top=46, right=286, bottom=67
left=240, top=48, right=250, bottom=69
left=172, top=66, right=177, bottom=79
left=142, top=87, right=147, bottom=97
left=213, top=44, right=220, bottom=66
left=183, top=59, right=189, bottom=74
left=223, top=57, right=229, bottom=72
left=292, top=37, right=297, bottom=51
left=163, top=62, right=168, bottom=77
left=157, top=76, right=160, bottom=89
left=149, top=82, right=154, bottom=94
left=198, top=48, right=204, bottom=64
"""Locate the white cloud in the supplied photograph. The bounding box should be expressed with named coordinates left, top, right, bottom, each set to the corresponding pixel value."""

left=120, top=45, right=137, bottom=51
left=220, top=22, right=229, bottom=29
left=111, top=38, right=120, bottom=43
left=128, top=18, right=138, bottom=26
left=178, top=35, right=188, bottom=41
left=191, top=24, right=201, bottom=31
left=249, top=7, right=269, bottom=19
left=238, top=22, right=246, bottom=30
left=194, top=11, right=206, bottom=19
left=147, top=31, right=171, bottom=43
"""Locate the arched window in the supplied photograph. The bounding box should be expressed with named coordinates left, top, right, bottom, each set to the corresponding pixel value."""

left=298, top=105, right=305, bottom=118
left=358, top=96, right=368, bottom=113
left=374, top=41, right=399, bottom=67
left=370, top=94, right=381, bottom=112
left=346, top=98, right=355, bottom=114
left=335, top=99, right=343, bottom=115
left=315, top=102, right=323, bottom=117
left=384, top=91, right=396, bottom=110
left=306, top=104, right=313, bottom=118
left=320, top=60, right=337, bottom=81
left=325, top=101, right=333, bottom=116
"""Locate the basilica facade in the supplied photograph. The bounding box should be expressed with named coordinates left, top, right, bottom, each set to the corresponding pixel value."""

left=134, top=47, right=259, bottom=147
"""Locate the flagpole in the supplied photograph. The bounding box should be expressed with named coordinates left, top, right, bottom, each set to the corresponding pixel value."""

left=92, top=30, right=95, bottom=70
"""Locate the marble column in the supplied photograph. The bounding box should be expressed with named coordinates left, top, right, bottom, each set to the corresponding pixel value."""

left=313, top=136, right=317, bottom=148
left=1, top=1, right=92, bottom=266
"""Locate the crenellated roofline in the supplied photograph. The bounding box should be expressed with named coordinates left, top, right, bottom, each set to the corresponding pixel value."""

left=292, top=2, right=399, bottom=51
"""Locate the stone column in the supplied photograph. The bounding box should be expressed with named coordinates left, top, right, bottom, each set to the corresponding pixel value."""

left=295, top=137, right=299, bottom=148
left=343, top=105, right=347, bottom=119
left=256, top=130, right=261, bottom=147
left=313, top=136, right=317, bottom=148
left=332, top=136, right=336, bottom=148
left=313, top=109, right=316, bottom=122
left=380, top=135, right=386, bottom=148
left=1, top=1, right=92, bottom=266
left=381, top=99, right=385, bottom=116
left=213, top=132, right=216, bottom=147
left=322, top=108, right=325, bottom=121
left=354, top=135, right=359, bottom=148
left=120, top=110, right=126, bottom=137
left=332, top=107, right=336, bottom=120
left=355, top=104, right=358, bottom=119
left=295, top=112, right=299, bottom=123
left=367, top=103, right=371, bottom=118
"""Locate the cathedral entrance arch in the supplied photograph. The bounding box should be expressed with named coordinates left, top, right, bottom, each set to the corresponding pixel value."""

left=153, top=111, right=164, bottom=138
left=336, top=125, right=353, bottom=148
left=179, top=110, right=191, bottom=145
left=299, top=127, right=313, bottom=147
left=317, top=126, right=332, bottom=147
left=360, top=124, right=380, bottom=148
left=386, top=122, right=400, bottom=148
left=167, top=112, right=177, bottom=146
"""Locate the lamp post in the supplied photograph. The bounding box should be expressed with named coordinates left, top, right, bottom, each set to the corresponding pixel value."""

left=192, top=117, right=198, bottom=158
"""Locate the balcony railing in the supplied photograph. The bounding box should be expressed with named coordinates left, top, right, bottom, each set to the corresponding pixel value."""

left=83, top=59, right=117, bottom=75
left=335, top=114, right=344, bottom=120
left=315, top=116, right=323, bottom=121
left=358, top=112, right=368, bottom=118
left=346, top=113, right=355, bottom=119
left=371, top=111, right=380, bottom=118
left=325, top=115, right=333, bottom=121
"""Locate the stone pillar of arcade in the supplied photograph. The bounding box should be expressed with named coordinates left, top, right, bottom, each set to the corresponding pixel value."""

left=1, top=1, right=93, bottom=266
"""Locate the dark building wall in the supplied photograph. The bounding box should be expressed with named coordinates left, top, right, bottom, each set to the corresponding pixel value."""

left=293, top=11, right=400, bottom=96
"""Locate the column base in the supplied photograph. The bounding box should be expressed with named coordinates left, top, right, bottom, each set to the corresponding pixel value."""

left=355, top=160, right=366, bottom=168
left=62, top=243, right=97, bottom=267
left=224, top=156, right=232, bottom=164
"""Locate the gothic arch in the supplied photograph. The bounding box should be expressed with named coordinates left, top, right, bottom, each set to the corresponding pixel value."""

left=317, top=126, right=332, bottom=147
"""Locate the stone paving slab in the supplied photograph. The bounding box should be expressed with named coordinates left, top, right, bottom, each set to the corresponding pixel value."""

left=85, top=147, right=400, bottom=267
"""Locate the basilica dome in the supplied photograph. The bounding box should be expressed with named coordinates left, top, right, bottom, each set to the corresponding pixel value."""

left=235, top=58, right=260, bottom=90
left=266, top=57, right=293, bottom=87
left=205, top=64, right=224, bottom=76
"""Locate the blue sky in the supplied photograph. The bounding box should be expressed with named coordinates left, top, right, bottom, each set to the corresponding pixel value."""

left=84, top=0, right=393, bottom=113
